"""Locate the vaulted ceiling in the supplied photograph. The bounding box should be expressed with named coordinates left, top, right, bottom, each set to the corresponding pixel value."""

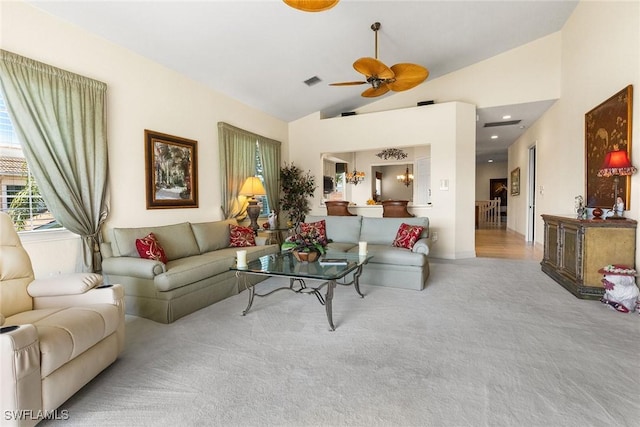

left=27, top=0, right=578, bottom=162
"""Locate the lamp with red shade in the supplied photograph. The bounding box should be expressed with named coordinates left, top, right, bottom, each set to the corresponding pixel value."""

left=596, top=149, right=637, bottom=219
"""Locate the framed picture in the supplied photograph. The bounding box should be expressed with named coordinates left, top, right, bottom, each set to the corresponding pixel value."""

left=144, top=130, right=198, bottom=209
left=490, top=178, right=508, bottom=207
left=585, top=85, right=633, bottom=209
left=510, top=167, right=520, bottom=196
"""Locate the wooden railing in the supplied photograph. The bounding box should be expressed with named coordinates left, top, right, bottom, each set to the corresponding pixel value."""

left=475, top=198, right=501, bottom=228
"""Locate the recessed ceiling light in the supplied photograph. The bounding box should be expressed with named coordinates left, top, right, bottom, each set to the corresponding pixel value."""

left=488, top=159, right=494, bottom=163
left=491, top=135, right=498, bottom=139
left=502, top=115, right=511, bottom=119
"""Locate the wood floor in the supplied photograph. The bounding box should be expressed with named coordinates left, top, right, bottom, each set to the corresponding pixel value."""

left=475, top=225, right=543, bottom=261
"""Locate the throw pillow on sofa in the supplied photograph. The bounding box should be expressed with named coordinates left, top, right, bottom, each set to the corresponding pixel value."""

left=300, top=219, right=327, bottom=241
left=230, top=224, right=256, bottom=247
left=392, top=223, right=424, bottom=250
left=136, top=232, right=168, bottom=263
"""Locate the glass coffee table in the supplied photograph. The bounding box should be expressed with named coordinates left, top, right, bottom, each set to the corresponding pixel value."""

left=231, top=252, right=371, bottom=331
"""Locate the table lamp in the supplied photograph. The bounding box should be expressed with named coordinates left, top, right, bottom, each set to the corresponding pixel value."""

left=597, top=149, right=637, bottom=219
left=240, top=176, right=267, bottom=233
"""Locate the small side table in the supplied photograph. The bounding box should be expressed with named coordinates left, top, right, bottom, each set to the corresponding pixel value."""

left=258, top=228, right=290, bottom=246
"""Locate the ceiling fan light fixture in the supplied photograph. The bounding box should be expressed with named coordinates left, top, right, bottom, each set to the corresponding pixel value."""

left=283, top=0, right=339, bottom=12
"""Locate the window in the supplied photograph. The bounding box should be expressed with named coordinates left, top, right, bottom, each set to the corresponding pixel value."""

left=0, top=92, right=58, bottom=231
left=255, top=141, right=270, bottom=216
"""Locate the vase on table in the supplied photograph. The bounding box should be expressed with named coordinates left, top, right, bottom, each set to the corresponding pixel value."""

left=292, top=250, right=319, bottom=263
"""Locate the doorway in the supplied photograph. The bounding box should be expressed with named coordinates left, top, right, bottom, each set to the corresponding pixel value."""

left=526, top=144, right=536, bottom=242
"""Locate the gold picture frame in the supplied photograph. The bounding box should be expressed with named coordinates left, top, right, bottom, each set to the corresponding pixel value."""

left=510, top=167, right=520, bottom=196
left=145, top=130, right=198, bottom=209
left=585, top=85, right=633, bottom=209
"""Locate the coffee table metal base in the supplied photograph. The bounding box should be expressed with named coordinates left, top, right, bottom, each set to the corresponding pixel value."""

left=238, top=274, right=338, bottom=330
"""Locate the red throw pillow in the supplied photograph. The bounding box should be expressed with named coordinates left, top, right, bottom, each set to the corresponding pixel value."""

left=392, top=223, right=424, bottom=249
left=300, top=220, right=327, bottom=241
left=230, top=224, right=256, bottom=247
left=135, top=232, right=168, bottom=263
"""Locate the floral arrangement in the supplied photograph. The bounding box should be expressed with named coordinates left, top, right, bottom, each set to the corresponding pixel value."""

left=281, top=228, right=328, bottom=254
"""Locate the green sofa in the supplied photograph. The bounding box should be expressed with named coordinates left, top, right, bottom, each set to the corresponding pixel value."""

left=100, top=219, right=278, bottom=323
left=305, top=215, right=430, bottom=290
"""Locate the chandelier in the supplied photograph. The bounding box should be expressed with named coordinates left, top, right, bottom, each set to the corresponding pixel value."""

left=397, top=167, right=414, bottom=187
left=376, top=148, right=407, bottom=160
left=346, top=169, right=365, bottom=185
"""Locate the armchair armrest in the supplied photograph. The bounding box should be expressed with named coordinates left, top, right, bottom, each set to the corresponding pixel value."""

left=27, top=273, right=102, bottom=297
left=0, top=324, right=42, bottom=417
left=102, top=256, right=166, bottom=279
left=412, top=238, right=430, bottom=256
left=32, top=283, right=125, bottom=311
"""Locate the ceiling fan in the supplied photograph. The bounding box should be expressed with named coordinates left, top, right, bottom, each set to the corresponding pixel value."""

left=330, top=22, right=429, bottom=98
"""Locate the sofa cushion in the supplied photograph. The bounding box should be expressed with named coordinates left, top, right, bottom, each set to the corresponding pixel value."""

left=360, top=217, right=429, bottom=244
left=156, top=254, right=233, bottom=292
left=191, top=219, right=238, bottom=253
left=355, top=244, right=427, bottom=267
left=135, top=233, right=168, bottom=263
left=111, top=222, right=200, bottom=261
left=305, top=215, right=362, bottom=243
left=7, top=305, right=121, bottom=378
left=392, top=223, right=424, bottom=249
left=300, top=220, right=327, bottom=241
left=229, top=225, right=256, bottom=247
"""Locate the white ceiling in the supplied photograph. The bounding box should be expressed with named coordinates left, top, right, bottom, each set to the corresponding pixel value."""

left=27, top=0, right=578, bottom=163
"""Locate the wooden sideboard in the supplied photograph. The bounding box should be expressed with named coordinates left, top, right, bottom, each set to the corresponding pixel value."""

left=541, top=214, right=637, bottom=299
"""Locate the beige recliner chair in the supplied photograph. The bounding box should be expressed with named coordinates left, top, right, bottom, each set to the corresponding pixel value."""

left=0, top=212, right=124, bottom=426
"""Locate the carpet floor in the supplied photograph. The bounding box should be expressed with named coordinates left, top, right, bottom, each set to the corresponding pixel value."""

left=41, top=258, right=639, bottom=427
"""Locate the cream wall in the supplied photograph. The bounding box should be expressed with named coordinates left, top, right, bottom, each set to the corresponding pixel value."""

left=1, top=1, right=287, bottom=276
left=289, top=102, right=477, bottom=259
left=508, top=0, right=640, bottom=268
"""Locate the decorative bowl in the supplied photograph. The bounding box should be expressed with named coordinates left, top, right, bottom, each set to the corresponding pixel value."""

left=292, top=250, right=319, bottom=263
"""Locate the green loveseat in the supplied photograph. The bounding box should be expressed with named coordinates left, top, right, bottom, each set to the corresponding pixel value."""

left=304, top=215, right=430, bottom=290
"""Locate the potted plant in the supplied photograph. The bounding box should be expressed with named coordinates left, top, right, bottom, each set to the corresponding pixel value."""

left=281, top=228, right=328, bottom=262
left=279, top=162, right=316, bottom=228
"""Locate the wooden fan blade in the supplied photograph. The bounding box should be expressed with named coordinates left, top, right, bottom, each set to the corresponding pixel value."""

left=329, top=81, right=367, bottom=86
left=353, top=57, right=394, bottom=79
left=387, top=63, right=429, bottom=91
left=361, top=84, right=390, bottom=98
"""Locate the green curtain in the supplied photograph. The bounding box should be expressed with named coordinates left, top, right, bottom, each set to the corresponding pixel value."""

left=217, top=122, right=281, bottom=220
left=218, top=122, right=258, bottom=219
left=257, top=138, right=281, bottom=219
left=0, top=50, right=109, bottom=273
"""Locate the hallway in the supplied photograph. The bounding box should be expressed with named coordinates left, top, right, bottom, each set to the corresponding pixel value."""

left=475, top=227, right=543, bottom=261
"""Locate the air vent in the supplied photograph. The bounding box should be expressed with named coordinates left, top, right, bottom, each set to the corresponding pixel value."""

left=341, top=112, right=356, bottom=117
left=484, top=120, right=521, bottom=127
left=303, top=76, right=322, bottom=86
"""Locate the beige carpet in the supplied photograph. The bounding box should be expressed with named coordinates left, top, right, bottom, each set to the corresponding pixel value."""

left=41, top=258, right=640, bottom=426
